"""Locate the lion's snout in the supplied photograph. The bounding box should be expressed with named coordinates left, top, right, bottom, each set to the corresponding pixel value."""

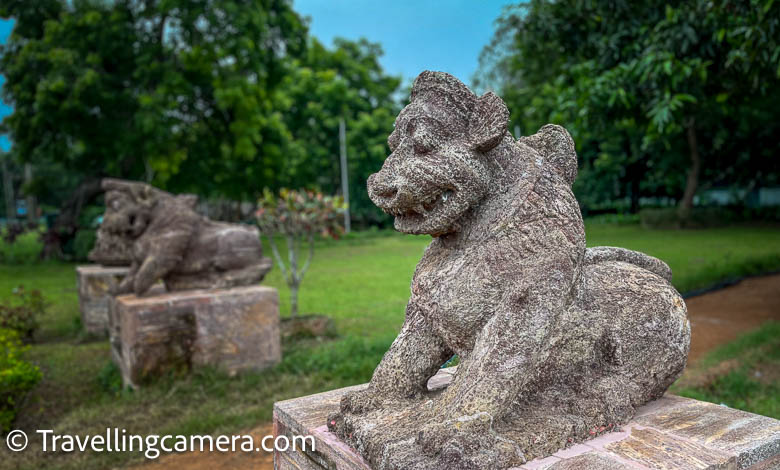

left=368, top=172, right=397, bottom=200
left=368, top=171, right=406, bottom=211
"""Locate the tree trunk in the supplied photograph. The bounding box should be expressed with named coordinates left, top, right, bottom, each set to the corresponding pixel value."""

left=630, top=178, right=641, bottom=214
left=24, top=164, right=37, bottom=225
left=42, top=178, right=104, bottom=259
left=622, top=138, right=642, bottom=214
left=1, top=155, right=15, bottom=223
left=290, top=282, right=299, bottom=318
left=678, top=119, right=701, bottom=221
left=287, top=234, right=299, bottom=317
left=628, top=159, right=642, bottom=214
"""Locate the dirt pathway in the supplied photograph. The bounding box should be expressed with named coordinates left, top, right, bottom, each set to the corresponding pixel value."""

left=132, top=424, right=274, bottom=470
left=685, top=273, right=780, bottom=363
left=133, top=274, right=780, bottom=470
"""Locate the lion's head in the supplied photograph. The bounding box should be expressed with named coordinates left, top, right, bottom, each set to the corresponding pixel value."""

left=97, top=179, right=197, bottom=240
left=367, top=71, right=510, bottom=236
left=99, top=179, right=160, bottom=239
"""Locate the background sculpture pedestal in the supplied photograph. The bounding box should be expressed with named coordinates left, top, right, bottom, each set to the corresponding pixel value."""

left=273, top=368, right=780, bottom=470
left=76, top=264, right=130, bottom=335
left=110, top=285, right=281, bottom=388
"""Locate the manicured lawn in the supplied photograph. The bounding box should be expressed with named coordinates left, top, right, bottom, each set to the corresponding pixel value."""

left=0, top=223, right=779, bottom=469
left=672, top=321, right=780, bottom=419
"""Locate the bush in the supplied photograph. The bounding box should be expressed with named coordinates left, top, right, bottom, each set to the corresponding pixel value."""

left=0, top=228, right=43, bottom=264
left=0, top=328, right=42, bottom=432
left=73, top=229, right=97, bottom=261
left=0, top=286, right=47, bottom=341
left=640, top=206, right=780, bottom=229
left=256, top=188, right=346, bottom=317
left=585, top=213, right=641, bottom=225
left=97, top=361, right=124, bottom=396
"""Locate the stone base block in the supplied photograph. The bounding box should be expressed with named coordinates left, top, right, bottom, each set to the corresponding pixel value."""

left=76, top=265, right=130, bottom=335
left=110, top=285, right=280, bottom=388
left=273, top=368, right=780, bottom=470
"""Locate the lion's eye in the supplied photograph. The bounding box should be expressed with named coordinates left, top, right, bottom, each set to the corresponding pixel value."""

left=412, top=128, right=436, bottom=155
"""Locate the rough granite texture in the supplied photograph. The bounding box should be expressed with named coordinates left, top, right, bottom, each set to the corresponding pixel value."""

left=109, top=285, right=281, bottom=388
left=90, top=179, right=272, bottom=296
left=326, top=71, right=691, bottom=470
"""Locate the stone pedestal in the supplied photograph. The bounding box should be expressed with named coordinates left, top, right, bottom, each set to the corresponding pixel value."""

left=76, top=265, right=130, bottom=335
left=110, top=285, right=281, bottom=388
left=273, top=368, right=780, bottom=470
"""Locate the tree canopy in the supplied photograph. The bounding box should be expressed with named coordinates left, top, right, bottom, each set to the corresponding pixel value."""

left=479, top=0, right=780, bottom=215
left=0, top=0, right=400, bottom=246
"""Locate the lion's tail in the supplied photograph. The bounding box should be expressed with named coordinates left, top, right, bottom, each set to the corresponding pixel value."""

left=585, top=246, right=672, bottom=283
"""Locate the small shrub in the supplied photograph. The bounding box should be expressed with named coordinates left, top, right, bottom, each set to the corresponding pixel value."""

left=0, top=286, right=47, bottom=341
left=640, top=206, right=780, bottom=229
left=73, top=229, right=97, bottom=261
left=0, top=327, right=42, bottom=432
left=256, top=188, right=346, bottom=317
left=0, top=228, right=43, bottom=264
left=585, top=213, right=641, bottom=225
left=97, top=361, right=124, bottom=396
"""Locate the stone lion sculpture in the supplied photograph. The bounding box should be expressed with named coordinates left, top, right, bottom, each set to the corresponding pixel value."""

left=327, top=71, right=690, bottom=470
left=93, top=178, right=271, bottom=296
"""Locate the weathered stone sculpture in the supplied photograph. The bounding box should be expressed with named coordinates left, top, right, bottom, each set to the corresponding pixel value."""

left=327, top=71, right=691, bottom=470
left=95, top=178, right=272, bottom=296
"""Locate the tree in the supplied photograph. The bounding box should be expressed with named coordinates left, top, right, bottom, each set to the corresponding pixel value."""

left=255, top=188, right=345, bottom=317
left=1, top=0, right=401, bottom=255
left=479, top=0, right=780, bottom=217
left=0, top=0, right=308, bottom=250
left=279, top=38, right=400, bottom=226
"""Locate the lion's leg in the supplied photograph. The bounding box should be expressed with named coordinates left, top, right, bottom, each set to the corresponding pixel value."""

left=328, top=305, right=453, bottom=468
left=410, top=252, right=579, bottom=469
left=132, top=225, right=192, bottom=295
left=502, top=262, right=689, bottom=453
left=336, top=305, right=452, bottom=416
left=133, top=254, right=181, bottom=295
left=115, top=262, right=139, bottom=294
left=580, top=261, right=689, bottom=407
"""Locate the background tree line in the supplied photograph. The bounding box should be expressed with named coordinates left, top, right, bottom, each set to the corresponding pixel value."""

left=0, top=0, right=401, bottom=254
left=478, top=0, right=780, bottom=219
left=1, top=0, right=779, bottom=257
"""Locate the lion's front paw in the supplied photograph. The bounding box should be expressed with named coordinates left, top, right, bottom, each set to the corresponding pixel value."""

left=339, top=388, right=387, bottom=415
left=416, top=415, right=524, bottom=470
left=113, top=277, right=134, bottom=295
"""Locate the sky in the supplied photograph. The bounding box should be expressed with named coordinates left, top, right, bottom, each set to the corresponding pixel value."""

left=0, top=1, right=514, bottom=151
left=293, top=0, right=513, bottom=86
left=0, top=19, right=12, bottom=151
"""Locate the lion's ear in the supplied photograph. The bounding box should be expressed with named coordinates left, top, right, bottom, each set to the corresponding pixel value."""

left=125, top=183, right=155, bottom=208
left=102, top=178, right=127, bottom=192
left=176, top=194, right=198, bottom=209
left=468, top=92, right=509, bottom=152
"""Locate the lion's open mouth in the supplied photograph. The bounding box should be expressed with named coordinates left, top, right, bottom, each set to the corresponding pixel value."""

left=386, top=189, right=454, bottom=219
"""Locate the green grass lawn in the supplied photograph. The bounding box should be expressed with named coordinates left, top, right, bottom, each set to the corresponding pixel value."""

left=1, top=223, right=779, bottom=469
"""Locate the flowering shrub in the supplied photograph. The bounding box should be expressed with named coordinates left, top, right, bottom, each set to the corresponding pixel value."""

left=0, top=327, right=42, bottom=432
left=256, top=189, right=346, bottom=316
